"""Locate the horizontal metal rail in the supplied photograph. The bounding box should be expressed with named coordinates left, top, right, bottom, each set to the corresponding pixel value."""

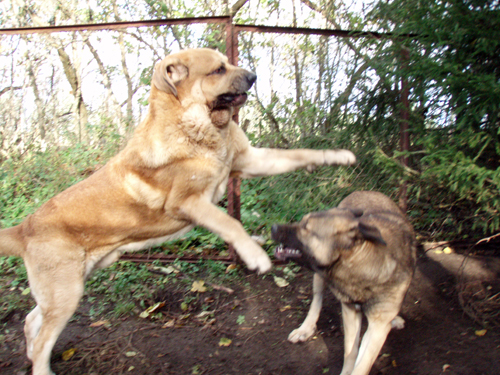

left=0, top=16, right=414, bottom=39
left=120, top=253, right=234, bottom=264
left=0, top=16, right=231, bottom=35
left=236, top=24, right=386, bottom=38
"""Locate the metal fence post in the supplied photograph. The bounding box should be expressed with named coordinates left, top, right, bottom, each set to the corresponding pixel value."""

left=399, top=47, right=410, bottom=212
left=226, top=17, right=241, bottom=261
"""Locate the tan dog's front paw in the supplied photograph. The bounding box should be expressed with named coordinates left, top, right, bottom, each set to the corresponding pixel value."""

left=324, top=149, right=356, bottom=166
left=288, top=325, right=316, bottom=343
left=241, top=249, right=272, bottom=274
left=250, top=253, right=272, bottom=274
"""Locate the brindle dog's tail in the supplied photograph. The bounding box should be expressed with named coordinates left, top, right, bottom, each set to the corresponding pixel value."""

left=0, top=226, right=25, bottom=258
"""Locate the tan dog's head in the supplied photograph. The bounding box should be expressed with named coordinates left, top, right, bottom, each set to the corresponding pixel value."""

left=152, top=48, right=256, bottom=111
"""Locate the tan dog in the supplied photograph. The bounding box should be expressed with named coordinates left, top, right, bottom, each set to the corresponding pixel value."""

left=272, top=191, right=416, bottom=375
left=0, top=48, right=355, bottom=375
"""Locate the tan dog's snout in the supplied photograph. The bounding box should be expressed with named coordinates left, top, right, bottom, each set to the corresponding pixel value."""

left=234, top=70, right=257, bottom=92
left=211, top=69, right=257, bottom=109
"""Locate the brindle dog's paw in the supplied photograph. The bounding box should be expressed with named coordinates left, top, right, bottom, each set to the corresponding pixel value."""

left=391, top=315, right=405, bottom=330
left=288, top=325, right=316, bottom=343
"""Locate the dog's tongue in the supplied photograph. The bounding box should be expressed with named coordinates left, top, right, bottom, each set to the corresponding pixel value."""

left=274, top=245, right=302, bottom=261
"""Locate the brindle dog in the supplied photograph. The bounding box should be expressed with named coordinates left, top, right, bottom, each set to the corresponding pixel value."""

left=272, top=191, right=416, bottom=375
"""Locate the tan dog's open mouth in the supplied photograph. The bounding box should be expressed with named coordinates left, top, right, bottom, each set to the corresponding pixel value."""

left=213, top=92, right=248, bottom=109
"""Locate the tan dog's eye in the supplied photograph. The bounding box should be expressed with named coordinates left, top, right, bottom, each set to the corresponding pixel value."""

left=209, top=66, right=226, bottom=75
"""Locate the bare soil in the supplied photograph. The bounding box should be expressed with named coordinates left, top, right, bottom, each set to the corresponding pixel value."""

left=1, top=248, right=499, bottom=375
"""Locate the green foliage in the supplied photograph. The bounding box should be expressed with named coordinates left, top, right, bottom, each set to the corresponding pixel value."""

left=0, top=141, right=120, bottom=227
left=0, top=257, right=32, bottom=321
left=85, top=262, right=157, bottom=317
left=360, top=0, right=500, bottom=238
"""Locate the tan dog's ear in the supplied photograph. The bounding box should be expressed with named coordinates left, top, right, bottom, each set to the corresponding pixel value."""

left=152, top=57, right=188, bottom=97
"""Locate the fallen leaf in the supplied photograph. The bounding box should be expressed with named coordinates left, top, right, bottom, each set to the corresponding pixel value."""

left=236, top=315, right=246, bottom=325
left=434, top=249, right=443, bottom=254
left=128, top=366, right=135, bottom=371
left=191, top=280, right=207, bottom=293
left=181, top=302, right=189, bottom=311
left=21, top=287, right=31, bottom=296
left=162, top=319, right=175, bottom=328
left=391, top=360, right=397, bottom=367
left=443, top=364, right=451, bottom=372
left=283, top=267, right=296, bottom=277
left=196, top=311, right=213, bottom=320
left=151, top=265, right=179, bottom=275
left=218, top=337, right=232, bottom=347
left=62, top=348, right=77, bottom=361
left=475, top=329, right=487, bottom=336
left=280, top=305, right=292, bottom=312
left=226, top=264, right=238, bottom=273
left=139, top=302, right=165, bottom=319
left=443, top=247, right=453, bottom=254
left=125, top=351, right=137, bottom=357
left=274, top=276, right=289, bottom=288
left=90, top=320, right=110, bottom=328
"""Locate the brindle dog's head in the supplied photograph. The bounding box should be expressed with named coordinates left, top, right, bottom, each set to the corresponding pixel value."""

left=152, top=48, right=256, bottom=111
left=271, top=208, right=386, bottom=271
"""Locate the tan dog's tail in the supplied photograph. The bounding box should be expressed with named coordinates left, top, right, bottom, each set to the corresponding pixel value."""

left=0, top=226, right=25, bottom=258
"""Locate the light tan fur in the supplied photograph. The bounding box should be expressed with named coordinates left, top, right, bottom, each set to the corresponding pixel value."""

left=0, top=48, right=355, bottom=375
left=272, top=191, right=416, bottom=375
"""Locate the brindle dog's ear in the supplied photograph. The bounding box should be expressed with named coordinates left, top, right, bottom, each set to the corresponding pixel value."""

left=350, top=209, right=364, bottom=218
left=152, top=56, right=188, bottom=97
left=358, top=220, right=387, bottom=245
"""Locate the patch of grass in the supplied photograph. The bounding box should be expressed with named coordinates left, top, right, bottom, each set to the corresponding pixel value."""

left=84, top=261, right=159, bottom=317
left=0, top=257, right=33, bottom=322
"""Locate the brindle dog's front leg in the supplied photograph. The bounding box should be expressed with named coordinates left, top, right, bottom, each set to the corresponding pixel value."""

left=288, top=273, right=325, bottom=343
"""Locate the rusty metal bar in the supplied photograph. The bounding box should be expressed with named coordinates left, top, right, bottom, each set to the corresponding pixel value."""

left=120, top=253, right=288, bottom=265
left=0, top=16, right=231, bottom=35
left=234, top=24, right=414, bottom=38
left=398, top=47, right=410, bottom=212
left=120, top=253, right=234, bottom=264
left=225, top=17, right=241, bottom=262
left=0, top=17, right=416, bottom=39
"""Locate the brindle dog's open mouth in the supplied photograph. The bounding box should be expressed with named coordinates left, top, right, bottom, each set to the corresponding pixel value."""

left=274, top=244, right=303, bottom=262
left=213, top=92, right=248, bottom=109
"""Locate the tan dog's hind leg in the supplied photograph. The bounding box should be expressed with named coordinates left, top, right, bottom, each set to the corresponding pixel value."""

left=339, top=302, right=363, bottom=375
left=25, top=305, right=43, bottom=360
left=24, top=246, right=85, bottom=375
left=288, top=273, right=324, bottom=343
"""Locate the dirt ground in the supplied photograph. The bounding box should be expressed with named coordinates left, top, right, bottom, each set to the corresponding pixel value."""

left=1, top=246, right=499, bottom=375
